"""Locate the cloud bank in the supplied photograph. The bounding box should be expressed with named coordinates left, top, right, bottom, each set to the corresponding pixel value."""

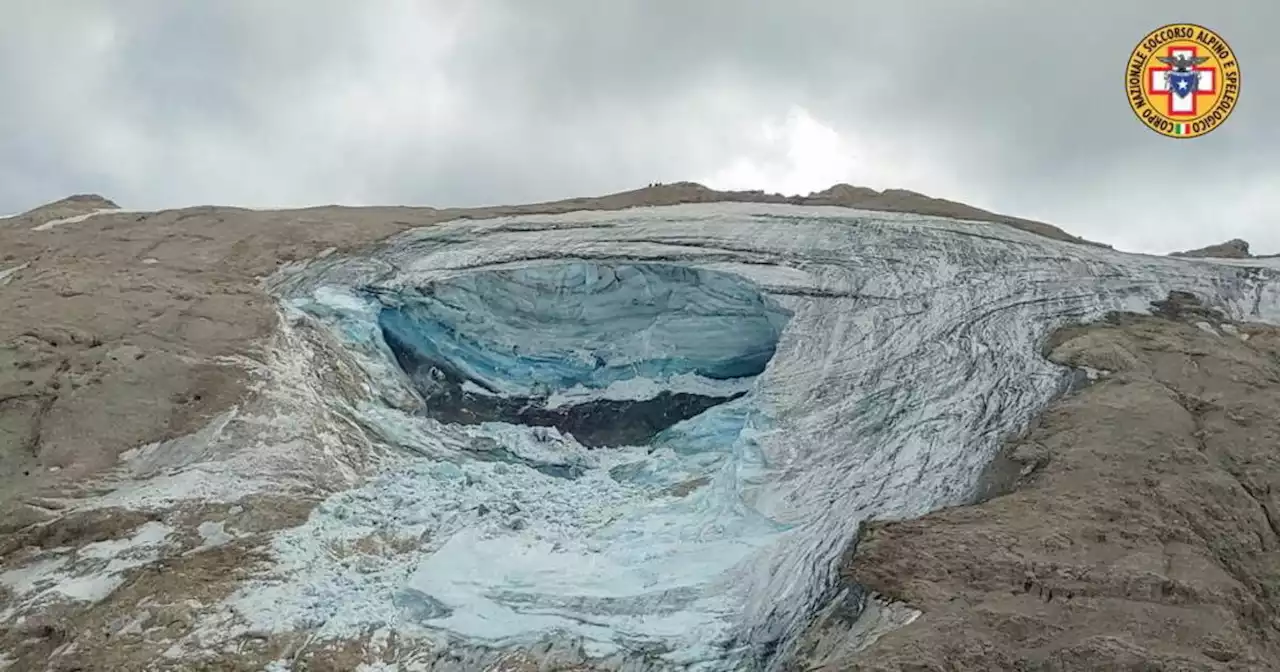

left=2, top=1, right=1277, bottom=252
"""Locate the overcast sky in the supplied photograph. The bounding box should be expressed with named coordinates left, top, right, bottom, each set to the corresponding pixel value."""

left=2, top=2, right=1277, bottom=253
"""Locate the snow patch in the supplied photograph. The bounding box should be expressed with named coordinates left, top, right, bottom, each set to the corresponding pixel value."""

left=0, top=555, right=71, bottom=596
left=189, top=521, right=238, bottom=554
left=81, top=520, right=172, bottom=559
left=53, top=573, right=128, bottom=603
left=0, top=521, right=173, bottom=612
left=1195, top=321, right=1220, bottom=336
left=0, top=263, right=28, bottom=286
left=1082, top=366, right=1109, bottom=381
left=82, top=462, right=271, bottom=511
left=31, top=208, right=122, bottom=231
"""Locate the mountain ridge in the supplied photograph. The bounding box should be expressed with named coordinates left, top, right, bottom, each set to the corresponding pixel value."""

left=5, top=181, right=1101, bottom=247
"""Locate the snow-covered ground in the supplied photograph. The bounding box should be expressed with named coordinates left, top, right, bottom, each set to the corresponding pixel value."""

left=0, top=263, right=28, bottom=285
left=29, top=207, right=127, bottom=231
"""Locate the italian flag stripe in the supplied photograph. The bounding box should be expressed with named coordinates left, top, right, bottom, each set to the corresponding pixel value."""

left=1174, top=123, right=1188, bottom=135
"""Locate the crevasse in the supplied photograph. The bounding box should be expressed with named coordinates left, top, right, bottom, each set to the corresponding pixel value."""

left=238, top=203, right=1280, bottom=670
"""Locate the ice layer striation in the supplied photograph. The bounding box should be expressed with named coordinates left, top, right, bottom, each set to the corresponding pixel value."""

left=240, top=203, right=1280, bottom=670
left=375, top=263, right=790, bottom=447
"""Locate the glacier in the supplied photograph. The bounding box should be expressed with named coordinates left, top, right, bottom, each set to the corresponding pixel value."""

left=228, top=202, right=1280, bottom=670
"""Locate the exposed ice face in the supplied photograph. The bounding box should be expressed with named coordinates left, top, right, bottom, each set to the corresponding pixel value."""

left=377, top=263, right=790, bottom=397
left=239, top=203, right=1280, bottom=670
left=372, top=262, right=790, bottom=447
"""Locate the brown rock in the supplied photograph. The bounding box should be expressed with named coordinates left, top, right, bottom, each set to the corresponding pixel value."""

left=1171, top=238, right=1252, bottom=259
left=805, top=183, right=1102, bottom=247
left=797, top=292, right=1280, bottom=670
left=4, top=193, right=120, bottom=230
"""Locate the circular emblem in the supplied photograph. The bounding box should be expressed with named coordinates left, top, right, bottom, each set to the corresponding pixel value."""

left=1125, top=23, right=1240, bottom=138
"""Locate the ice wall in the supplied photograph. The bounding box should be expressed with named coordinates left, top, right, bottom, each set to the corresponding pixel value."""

left=243, top=203, right=1280, bottom=670
left=373, top=262, right=790, bottom=446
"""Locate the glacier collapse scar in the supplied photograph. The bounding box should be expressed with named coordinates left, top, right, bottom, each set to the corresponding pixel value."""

left=246, top=203, right=1280, bottom=670
left=372, top=262, right=791, bottom=447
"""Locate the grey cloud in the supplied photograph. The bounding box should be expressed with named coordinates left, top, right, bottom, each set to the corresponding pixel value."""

left=1, top=1, right=1276, bottom=252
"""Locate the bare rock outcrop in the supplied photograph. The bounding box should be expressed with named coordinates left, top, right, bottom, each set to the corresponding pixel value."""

left=4, top=193, right=120, bottom=229
left=795, top=291, right=1280, bottom=670
left=803, top=184, right=1103, bottom=247
left=1171, top=238, right=1253, bottom=259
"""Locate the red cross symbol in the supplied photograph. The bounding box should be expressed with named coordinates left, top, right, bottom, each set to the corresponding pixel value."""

left=1147, top=46, right=1217, bottom=117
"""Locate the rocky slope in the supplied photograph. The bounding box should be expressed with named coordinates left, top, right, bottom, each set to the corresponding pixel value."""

left=0, top=186, right=1277, bottom=671
left=792, top=292, right=1280, bottom=670
left=1171, top=239, right=1254, bottom=259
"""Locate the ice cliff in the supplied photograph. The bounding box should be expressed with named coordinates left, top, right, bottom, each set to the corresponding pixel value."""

left=233, top=203, right=1280, bottom=670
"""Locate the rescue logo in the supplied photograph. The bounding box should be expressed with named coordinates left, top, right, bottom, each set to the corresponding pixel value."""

left=1126, top=23, right=1240, bottom=138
